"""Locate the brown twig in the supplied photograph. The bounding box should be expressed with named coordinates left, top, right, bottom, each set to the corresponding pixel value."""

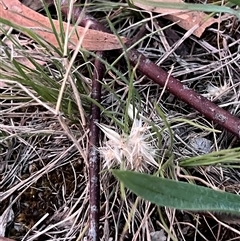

left=88, top=53, right=104, bottom=241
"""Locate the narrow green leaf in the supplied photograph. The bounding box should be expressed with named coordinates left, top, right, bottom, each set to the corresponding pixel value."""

left=180, top=147, right=240, bottom=167
left=112, top=170, right=240, bottom=215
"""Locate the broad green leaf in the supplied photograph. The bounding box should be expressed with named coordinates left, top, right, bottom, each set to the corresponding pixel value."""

left=112, top=170, right=240, bottom=215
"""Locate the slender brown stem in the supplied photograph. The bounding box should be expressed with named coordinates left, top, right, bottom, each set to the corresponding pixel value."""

left=88, top=53, right=104, bottom=241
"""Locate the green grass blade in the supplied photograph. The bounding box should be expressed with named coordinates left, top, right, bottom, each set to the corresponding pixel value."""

left=112, top=170, right=240, bottom=215
left=42, top=0, right=64, bottom=52
left=180, top=147, right=240, bottom=167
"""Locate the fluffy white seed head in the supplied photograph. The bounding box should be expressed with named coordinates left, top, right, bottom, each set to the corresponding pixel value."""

left=96, top=118, right=158, bottom=172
